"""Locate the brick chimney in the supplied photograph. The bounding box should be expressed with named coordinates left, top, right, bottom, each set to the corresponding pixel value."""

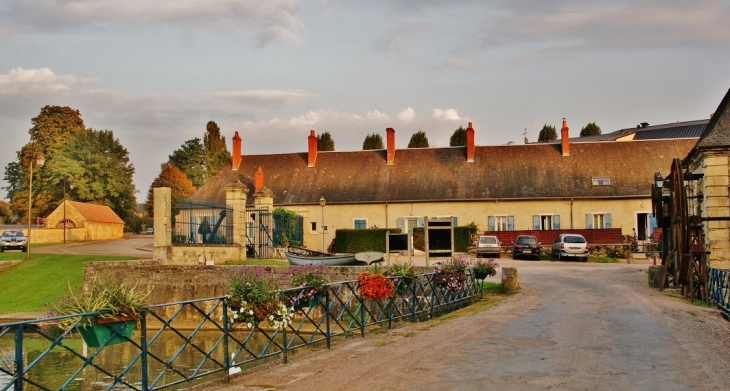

left=466, top=122, right=475, bottom=162
left=232, top=131, right=241, bottom=170
left=386, top=127, right=395, bottom=165
left=254, top=166, right=264, bottom=191
left=307, top=130, right=317, bottom=167
left=560, top=118, right=570, bottom=157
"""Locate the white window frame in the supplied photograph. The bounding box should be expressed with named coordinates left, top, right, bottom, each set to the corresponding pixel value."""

left=592, top=177, right=612, bottom=186
left=488, top=215, right=514, bottom=231
left=310, top=221, right=318, bottom=233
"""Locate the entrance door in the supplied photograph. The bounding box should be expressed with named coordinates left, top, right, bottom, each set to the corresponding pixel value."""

left=636, top=213, right=656, bottom=241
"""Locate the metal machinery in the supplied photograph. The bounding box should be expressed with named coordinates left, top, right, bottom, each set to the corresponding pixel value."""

left=652, top=158, right=709, bottom=301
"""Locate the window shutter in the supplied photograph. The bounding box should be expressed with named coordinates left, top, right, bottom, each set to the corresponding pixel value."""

left=532, top=215, right=540, bottom=230
left=417, top=217, right=425, bottom=227
left=586, top=214, right=593, bottom=229
left=604, top=213, right=612, bottom=228
left=553, top=215, right=560, bottom=230
left=488, top=216, right=495, bottom=231
left=507, top=216, right=514, bottom=231
left=452, top=216, right=458, bottom=227
left=397, top=218, right=405, bottom=233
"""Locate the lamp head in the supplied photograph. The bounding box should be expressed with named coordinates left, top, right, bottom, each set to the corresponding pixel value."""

left=319, top=196, right=326, bottom=207
left=654, top=172, right=663, bottom=188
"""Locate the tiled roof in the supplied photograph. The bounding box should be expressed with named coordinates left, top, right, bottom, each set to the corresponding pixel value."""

left=68, top=201, right=124, bottom=224
left=694, top=88, right=730, bottom=149
left=189, top=138, right=697, bottom=206
left=558, top=120, right=708, bottom=142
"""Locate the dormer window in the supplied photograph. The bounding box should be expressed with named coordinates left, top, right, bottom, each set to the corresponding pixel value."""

left=592, top=177, right=611, bottom=186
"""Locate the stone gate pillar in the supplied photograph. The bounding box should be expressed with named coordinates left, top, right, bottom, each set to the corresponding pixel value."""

left=153, top=187, right=172, bottom=261
left=226, top=181, right=248, bottom=259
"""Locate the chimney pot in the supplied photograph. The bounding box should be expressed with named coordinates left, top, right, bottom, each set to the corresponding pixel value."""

left=232, top=131, right=241, bottom=170
left=386, top=128, right=395, bottom=165
left=561, top=119, right=570, bottom=157
left=466, top=123, right=475, bottom=162
left=308, top=130, right=318, bottom=167
left=254, top=166, right=264, bottom=191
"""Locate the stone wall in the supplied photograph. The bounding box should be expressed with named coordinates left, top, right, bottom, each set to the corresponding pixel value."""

left=83, top=262, right=433, bottom=329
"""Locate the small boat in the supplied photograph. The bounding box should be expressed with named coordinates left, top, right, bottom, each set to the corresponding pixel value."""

left=354, top=251, right=384, bottom=264
left=285, top=246, right=358, bottom=266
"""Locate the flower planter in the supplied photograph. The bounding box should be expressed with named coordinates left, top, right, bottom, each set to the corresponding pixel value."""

left=77, top=315, right=137, bottom=347
left=473, top=271, right=489, bottom=280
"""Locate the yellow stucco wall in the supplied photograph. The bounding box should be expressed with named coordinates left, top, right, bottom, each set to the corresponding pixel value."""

left=295, top=198, right=650, bottom=252
left=688, top=153, right=730, bottom=270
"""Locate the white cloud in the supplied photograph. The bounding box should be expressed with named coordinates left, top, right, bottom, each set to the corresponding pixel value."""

left=366, top=110, right=391, bottom=120
left=0, top=67, right=96, bottom=95
left=431, top=108, right=461, bottom=121
left=397, top=107, right=416, bottom=121
left=210, top=89, right=313, bottom=104
left=2, top=0, right=304, bottom=45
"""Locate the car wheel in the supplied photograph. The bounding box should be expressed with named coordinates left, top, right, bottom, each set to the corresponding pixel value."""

left=581, top=257, right=588, bottom=262
left=495, top=253, right=500, bottom=258
left=0, top=247, right=4, bottom=252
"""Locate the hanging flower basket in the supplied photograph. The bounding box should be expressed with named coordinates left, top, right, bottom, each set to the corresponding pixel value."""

left=76, top=315, right=137, bottom=348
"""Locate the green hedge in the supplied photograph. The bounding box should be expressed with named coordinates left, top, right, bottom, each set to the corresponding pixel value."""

left=337, top=226, right=474, bottom=253
left=334, top=228, right=402, bottom=253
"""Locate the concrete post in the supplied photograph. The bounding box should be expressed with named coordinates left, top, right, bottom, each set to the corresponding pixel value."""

left=226, top=181, right=248, bottom=259
left=153, top=187, right=172, bottom=261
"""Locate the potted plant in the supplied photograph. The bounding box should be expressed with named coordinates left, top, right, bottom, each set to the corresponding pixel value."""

left=224, top=266, right=293, bottom=330
left=432, top=256, right=468, bottom=293
left=357, top=266, right=395, bottom=301
left=473, top=257, right=499, bottom=280
left=284, top=265, right=330, bottom=310
left=53, top=277, right=151, bottom=347
left=385, top=262, right=417, bottom=295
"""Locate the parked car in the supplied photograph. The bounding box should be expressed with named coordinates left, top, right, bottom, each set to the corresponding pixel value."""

left=146, top=228, right=154, bottom=235
left=552, top=233, right=589, bottom=261
left=0, top=230, right=27, bottom=252
left=512, top=235, right=540, bottom=260
left=475, top=235, right=501, bottom=258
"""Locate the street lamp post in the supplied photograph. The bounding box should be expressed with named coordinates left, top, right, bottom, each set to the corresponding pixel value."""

left=27, top=149, right=45, bottom=260
left=319, top=196, right=326, bottom=252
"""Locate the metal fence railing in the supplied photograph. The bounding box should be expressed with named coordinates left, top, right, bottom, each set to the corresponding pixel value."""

left=708, top=268, right=730, bottom=320
left=1, top=271, right=481, bottom=390
left=173, top=201, right=233, bottom=245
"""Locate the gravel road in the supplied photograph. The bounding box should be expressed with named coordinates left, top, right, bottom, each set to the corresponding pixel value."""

left=201, top=261, right=730, bottom=391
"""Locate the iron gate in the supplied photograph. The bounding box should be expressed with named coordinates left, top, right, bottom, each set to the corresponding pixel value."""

left=246, top=208, right=303, bottom=259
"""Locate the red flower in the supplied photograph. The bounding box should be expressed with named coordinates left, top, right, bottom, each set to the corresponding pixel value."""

left=357, top=272, right=395, bottom=301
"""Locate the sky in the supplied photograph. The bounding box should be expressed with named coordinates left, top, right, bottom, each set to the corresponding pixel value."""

left=1, top=0, right=729, bottom=203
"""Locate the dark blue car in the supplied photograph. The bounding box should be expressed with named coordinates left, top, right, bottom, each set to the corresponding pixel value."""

left=512, top=235, right=540, bottom=260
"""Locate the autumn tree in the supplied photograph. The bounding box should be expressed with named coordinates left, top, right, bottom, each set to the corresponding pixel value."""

left=144, top=164, right=196, bottom=217
left=580, top=122, right=602, bottom=137
left=203, top=121, right=230, bottom=177
left=408, top=131, right=429, bottom=148
left=168, top=138, right=207, bottom=188
left=449, top=126, right=467, bottom=147
left=317, top=132, right=335, bottom=151
left=362, top=133, right=384, bottom=150
left=3, top=106, right=136, bottom=223
left=537, top=124, right=557, bottom=142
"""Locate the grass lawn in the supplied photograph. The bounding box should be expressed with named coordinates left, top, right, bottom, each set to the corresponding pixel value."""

left=0, top=253, right=139, bottom=314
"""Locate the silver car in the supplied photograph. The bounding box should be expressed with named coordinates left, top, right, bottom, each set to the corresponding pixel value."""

left=475, top=235, right=501, bottom=258
left=0, top=230, right=28, bottom=252
left=552, top=233, right=588, bottom=261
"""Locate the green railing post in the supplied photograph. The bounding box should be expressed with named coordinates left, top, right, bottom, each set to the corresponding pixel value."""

left=359, top=296, right=365, bottom=338
left=140, top=312, right=148, bottom=391
left=325, top=294, right=331, bottom=349
left=282, top=328, right=288, bottom=364
left=223, top=300, right=230, bottom=380
left=14, top=324, right=23, bottom=391
left=411, top=280, right=417, bottom=322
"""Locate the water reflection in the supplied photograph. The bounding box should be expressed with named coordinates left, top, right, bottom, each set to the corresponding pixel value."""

left=0, top=329, right=276, bottom=390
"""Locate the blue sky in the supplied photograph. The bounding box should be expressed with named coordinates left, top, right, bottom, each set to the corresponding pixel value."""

left=1, top=0, right=729, bottom=202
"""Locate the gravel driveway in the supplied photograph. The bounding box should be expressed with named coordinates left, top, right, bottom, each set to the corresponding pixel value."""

left=202, top=261, right=730, bottom=391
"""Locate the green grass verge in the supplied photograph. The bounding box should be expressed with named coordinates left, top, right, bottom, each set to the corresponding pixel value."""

left=0, top=253, right=139, bottom=314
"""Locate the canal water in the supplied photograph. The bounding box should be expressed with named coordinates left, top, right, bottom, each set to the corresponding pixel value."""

left=0, top=329, right=278, bottom=390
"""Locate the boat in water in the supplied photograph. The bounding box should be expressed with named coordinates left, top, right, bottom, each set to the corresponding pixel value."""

left=285, top=246, right=358, bottom=266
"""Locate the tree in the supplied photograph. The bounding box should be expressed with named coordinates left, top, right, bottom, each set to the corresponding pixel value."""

left=362, top=133, right=384, bottom=150
left=168, top=138, right=206, bottom=188
left=580, top=122, right=602, bottom=137
left=449, top=126, right=467, bottom=147
left=537, top=124, right=557, bottom=142
left=408, top=131, right=429, bottom=148
left=4, top=107, right=136, bottom=224
left=317, top=132, right=335, bottom=151
left=144, top=164, right=196, bottom=217
left=203, top=121, right=230, bottom=177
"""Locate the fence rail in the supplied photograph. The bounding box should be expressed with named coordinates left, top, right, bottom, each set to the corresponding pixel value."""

left=1, top=271, right=481, bottom=390
left=708, top=268, right=730, bottom=320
